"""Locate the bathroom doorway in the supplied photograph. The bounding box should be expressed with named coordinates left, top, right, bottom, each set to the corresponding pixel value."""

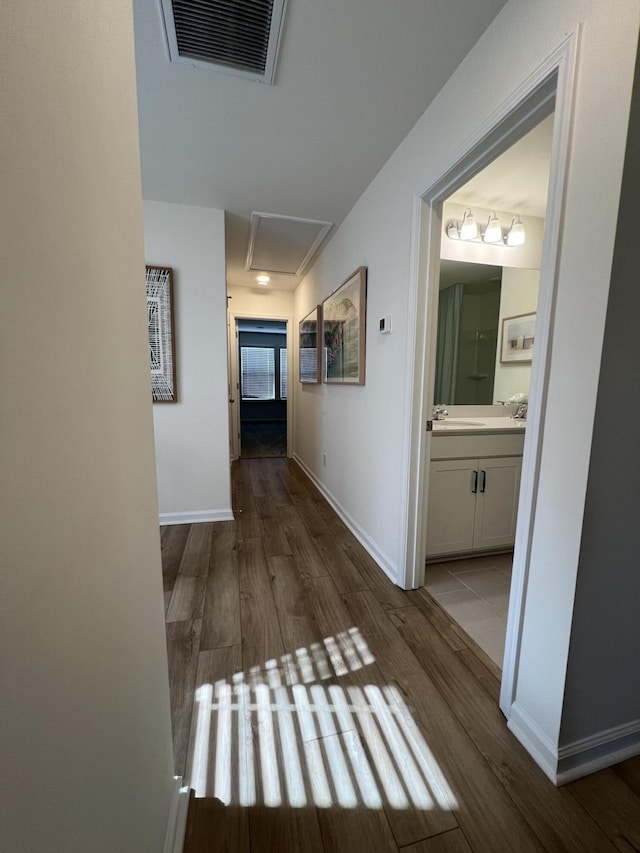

left=403, top=39, right=579, bottom=715
left=422, top=116, right=552, bottom=667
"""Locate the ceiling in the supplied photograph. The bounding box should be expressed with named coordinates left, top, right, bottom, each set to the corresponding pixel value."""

left=132, top=0, right=508, bottom=291
left=449, top=114, right=554, bottom=219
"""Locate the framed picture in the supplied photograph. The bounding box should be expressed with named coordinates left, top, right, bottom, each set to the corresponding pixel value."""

left=500, top=312, right=536, bottom=364
left=146, top=265, right=177, bottom=402
left=299, top=305, right=322, bottom=383
left=322, top=266, right=367, bottom=384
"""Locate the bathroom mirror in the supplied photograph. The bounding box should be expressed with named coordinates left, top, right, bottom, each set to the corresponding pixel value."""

left=434, top=260, right=539, bottom=405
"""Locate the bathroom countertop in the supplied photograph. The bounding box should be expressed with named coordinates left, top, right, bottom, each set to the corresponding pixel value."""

left=433, top=416, right=526, bottom=435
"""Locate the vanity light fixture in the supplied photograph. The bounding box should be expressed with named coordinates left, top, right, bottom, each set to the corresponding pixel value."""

left=506, top=216, right=526, bottom=246
left=256, top=274, right=270, bottom=286
left=445, top=208, right=526, bottom=246
left=482, top=212, right=503, bottom=244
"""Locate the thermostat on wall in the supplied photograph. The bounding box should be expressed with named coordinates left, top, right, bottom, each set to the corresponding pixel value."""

left=379, top=314, right=392, bottom=335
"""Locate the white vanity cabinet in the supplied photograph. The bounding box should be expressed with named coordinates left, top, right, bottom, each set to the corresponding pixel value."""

left=426, top=429, right=524, bottom=558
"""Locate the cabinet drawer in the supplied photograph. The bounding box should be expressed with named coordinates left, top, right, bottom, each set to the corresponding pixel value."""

left=431, top=432, right=525, bottom=460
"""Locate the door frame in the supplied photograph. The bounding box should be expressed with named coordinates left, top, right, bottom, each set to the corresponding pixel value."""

left=228, top=311, right=293, bottom=460
left=400, top=30, right=580, bottom=718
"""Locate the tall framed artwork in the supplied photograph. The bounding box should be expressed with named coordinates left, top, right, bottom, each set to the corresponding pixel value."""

left=146, top=265, right=177, bottom=402
left=322, top=266, right=367, bottom=385
left=299, top=305, right=322, bottom=383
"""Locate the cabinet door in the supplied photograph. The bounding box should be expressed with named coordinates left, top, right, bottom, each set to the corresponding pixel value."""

left=473, top=456, right=522, bottom=550
left=426, top=459, right=478, bottom=556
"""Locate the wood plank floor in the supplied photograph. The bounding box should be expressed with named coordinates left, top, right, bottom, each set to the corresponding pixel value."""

left=161, top=458, right=640, bottom=853
left=240, top=421, right=287, bottom=458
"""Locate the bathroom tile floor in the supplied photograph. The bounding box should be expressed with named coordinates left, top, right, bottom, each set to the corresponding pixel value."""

left=424, top=552, right=513, bottom=668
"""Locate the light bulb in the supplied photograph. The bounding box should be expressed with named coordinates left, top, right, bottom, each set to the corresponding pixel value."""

left=506, top=217, right=525, bottom=246
left=483, top=212, right=502, bottom=243
left=459, top=208, right=478, bottom=241
left=446, top=220, right=460, bottom=240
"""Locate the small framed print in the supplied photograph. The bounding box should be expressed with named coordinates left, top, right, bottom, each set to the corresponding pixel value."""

left=500, top=312, right=535, bottom=364
left=299, top=305, right=322, bottom=383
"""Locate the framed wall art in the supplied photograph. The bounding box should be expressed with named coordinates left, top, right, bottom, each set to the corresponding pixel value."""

left=299, top=305, right=322, bottom=383
left=500, top=311, right=536, bottom=364
left=146, top=265, right=177, bottom=402
left=322, top=266, right=367, bottom=385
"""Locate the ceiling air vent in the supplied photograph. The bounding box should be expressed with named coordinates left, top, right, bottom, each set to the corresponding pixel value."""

left=159, top=0, right=288, bottom=84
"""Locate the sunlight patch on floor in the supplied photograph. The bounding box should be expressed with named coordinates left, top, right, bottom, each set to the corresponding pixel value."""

left=189, top=628, right=457, bottom=811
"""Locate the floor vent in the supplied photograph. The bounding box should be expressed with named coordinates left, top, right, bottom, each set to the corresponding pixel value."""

left=159, top=0, right=287, bottom=84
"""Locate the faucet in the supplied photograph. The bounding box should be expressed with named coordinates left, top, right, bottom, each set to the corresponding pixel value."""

left=433, top=404, right=449, bottom=421
left=511, top=402, right=528, bottom=420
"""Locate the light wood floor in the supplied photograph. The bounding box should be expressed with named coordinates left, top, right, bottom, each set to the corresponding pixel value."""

left=162, top=458, right=640, bottom=853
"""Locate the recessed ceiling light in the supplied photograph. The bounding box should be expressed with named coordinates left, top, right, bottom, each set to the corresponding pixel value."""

left=257, top=274, right=270, bottom=285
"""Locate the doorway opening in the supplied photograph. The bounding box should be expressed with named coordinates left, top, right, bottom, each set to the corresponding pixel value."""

left=402, top=33, right=579, bottom=719
left=423, top=114, right=553, bottom=669
left=231, top=317, right=290, bottom=459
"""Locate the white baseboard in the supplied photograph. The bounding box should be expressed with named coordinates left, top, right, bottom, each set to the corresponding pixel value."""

left=556, top=718, right=640, bottom=784
left=293, top=454, right=398, bottom=585
left=159, top=509, right=234, bottom=526
left=163, top=778, right=190, bottom=853
left=507, top=702, right=559, bottom=784
left=507, top=702, right=640, bottom=786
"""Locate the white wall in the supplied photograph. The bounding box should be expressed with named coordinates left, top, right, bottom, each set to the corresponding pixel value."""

left=228, top=285, right=294, bottom=318
left=294, top=0, right=640, bottom=777
left=559, top=44, right=640, bottom=760
left=144, top=201, right=233, bottom=524
left=0, top=3, right=175, bottom=851
left=295, top=245, right=406, bottom=578
left=493, top=268, right=540, bottom=402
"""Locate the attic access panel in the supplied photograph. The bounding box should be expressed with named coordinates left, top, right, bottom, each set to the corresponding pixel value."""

left=245, top=212, right=333, bottom=277
left=159, top=0, right=288, bottom=84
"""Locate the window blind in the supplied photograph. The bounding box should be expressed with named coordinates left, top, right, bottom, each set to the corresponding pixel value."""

left=280, top=348, right=288, bottom=400
left=240, top=346, right=275, bottom=400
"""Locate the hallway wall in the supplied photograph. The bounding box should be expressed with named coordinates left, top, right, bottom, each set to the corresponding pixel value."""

left=293, top=0, right=640, bottom=778
left=560, top=40, right=640, bottom=762
left=1, top=2, right=176, bottom=850
left=144, top=201, right=233, bottom=523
